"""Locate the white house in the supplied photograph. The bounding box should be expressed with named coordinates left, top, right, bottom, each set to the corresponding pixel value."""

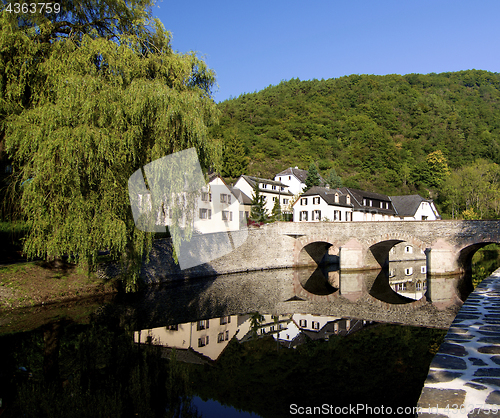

left=139, top=173, right=244, bottom=234
left=389, top=195, right=441, bottom=220
left=340, top=187, right=397, bottom=221
left=193, top=174, right=244, bottom=234
left=274, top=166, right=325, bottom=195
left=292, top=186, right=353, bottom=222
left=234, top=175, right=293, bottom=215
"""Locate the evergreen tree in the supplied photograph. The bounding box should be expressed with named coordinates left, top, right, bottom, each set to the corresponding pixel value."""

left=305, top=163, right=321, bottom=190
left=325, top=168, right=343, bottom=188
left=221, top=128, right=248, bottom=179
left=249, top=181, right=268, bottom=222
left=270, top=197, right=282, bottom=222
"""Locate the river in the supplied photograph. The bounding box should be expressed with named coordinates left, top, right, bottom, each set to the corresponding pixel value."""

left=0, top=260, right=481, bottom=417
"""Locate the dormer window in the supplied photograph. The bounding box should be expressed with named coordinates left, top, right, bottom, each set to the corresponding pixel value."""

left=335, top=193, right=339, bottom=203
left=346, top=195, right=351, bottom=204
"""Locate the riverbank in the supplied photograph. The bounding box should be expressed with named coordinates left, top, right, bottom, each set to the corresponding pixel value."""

left=0, top=261, right=119, bottom=311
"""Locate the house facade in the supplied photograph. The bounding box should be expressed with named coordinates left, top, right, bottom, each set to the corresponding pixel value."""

left=389, top=195, right=441, bottom=221
left=340, top=187, right=397, bottom=221
left=138, top=173, right=243, bottom=234
left=234, top=175, right=293, bottom=215
left=275, top=166, right=325, bottom=195
left=292, top=186, right=353, bottom=222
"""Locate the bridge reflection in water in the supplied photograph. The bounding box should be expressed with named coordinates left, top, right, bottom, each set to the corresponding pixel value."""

left=130, top=263, right=469, bottom=346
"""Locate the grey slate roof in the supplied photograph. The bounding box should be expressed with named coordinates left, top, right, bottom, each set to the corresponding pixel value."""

left=276, top=167, right=325, bottom=184
left=229, top=187, right=252, bottom=205
left=340, top=187, right=396, bottom=215
left=240, top=175, right=293, bottom=195
left=389, top=195, right=434, bottom=217
left=298, top=186, right=351, bottom=207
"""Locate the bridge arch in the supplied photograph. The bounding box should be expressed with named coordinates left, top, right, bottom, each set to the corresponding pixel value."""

left=456, top=240, right=500, bottom=273
left=366, top=233, right=429, bottom=268
left=294, top=235, right=340, bottom=268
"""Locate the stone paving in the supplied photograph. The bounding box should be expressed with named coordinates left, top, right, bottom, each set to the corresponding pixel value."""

left=418, top=268, right=500, bottom=417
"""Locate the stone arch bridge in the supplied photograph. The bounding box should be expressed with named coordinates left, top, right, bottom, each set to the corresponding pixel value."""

left=284, top=220, right=500, bottom=276
left=144, top=220, right=500, bottom=310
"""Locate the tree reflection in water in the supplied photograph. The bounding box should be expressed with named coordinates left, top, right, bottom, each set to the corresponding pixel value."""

left=0, top=311, right=201, bottom=418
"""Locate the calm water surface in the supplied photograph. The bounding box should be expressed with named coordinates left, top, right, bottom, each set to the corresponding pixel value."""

left=0, top=263, right=465, bottom=417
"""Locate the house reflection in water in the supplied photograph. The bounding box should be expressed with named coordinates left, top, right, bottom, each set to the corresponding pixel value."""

left=388, top=242, right=428, bottom=300
left=134, top=313, right=375, bottom=363
left=134, top=315, right=240, bottom=362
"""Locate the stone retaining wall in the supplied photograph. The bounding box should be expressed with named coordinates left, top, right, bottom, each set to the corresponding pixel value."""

left=417, top=268, right=500, bottom=417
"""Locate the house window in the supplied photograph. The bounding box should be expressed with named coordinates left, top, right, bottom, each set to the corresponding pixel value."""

left=312, top=321, right=320, bottom=330
left=404, top=246, right=413, bottom=254
left=396, top=283, right=407, bottom=291
left=273, top=197, right=277, bottom=202
left=283, top=199, right=289, bottom=205
left=201, top=192, right=212, bottom=202
left=220, top=194, right=231, bottom=203
left=369, top=200, right=373, bottom=206
left=217, top=332, right=225, bottom=343
left=262, top=183, right=267, bottom=189
left=281, top=186, right=285, bottom=191
left=197, top=320, right=209, bottom=330
left=301, top=198, right=308, bottom=205
left=199, top=208, right=212, bottom=219
left=300, top=211, right=308, bottom=221
left=313, top=210, right=321, bottom=220
left=380, top=201, right=383, bottom=208
left=167, top=324, right=178, bottom=331
left=363, top=199, right=367, bottom=206
left=220, top=316, right=231, bottom=325
left=198, top=336, right=209, bottom=347
left=289, top=176, right=291, bottom=180
left=421, top=266, right=427, bottom=274
left=335, top=193, right=339, bottom=203
left=222, top=211, right=233, bottom=221
left=299, top=319, right=307, bottom=327
left=422, top=215, right=428, bottom=220
left=416, top=281, right=422, bottom=291
left=313, top=197, right=320, bottom=204
left=346, top=195, right=351, bottom=204
left=272, top=185, right=276, bottom=190
left=334, top=210, right=341, bottom=221
left=405, top=267, right=413, bottom=276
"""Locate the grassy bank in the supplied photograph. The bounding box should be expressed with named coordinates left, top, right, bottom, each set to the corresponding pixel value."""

left=0, top=261, right=118, bottom=310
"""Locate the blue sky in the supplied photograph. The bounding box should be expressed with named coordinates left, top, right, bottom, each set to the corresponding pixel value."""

left=153, top=0, right=500, bottom=103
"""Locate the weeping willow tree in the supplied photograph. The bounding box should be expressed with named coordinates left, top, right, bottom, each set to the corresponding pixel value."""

left=0, top=1, right=221, bottom=289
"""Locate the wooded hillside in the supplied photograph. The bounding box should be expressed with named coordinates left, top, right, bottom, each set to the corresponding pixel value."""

left=213, top=70, right=500, bottom=218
